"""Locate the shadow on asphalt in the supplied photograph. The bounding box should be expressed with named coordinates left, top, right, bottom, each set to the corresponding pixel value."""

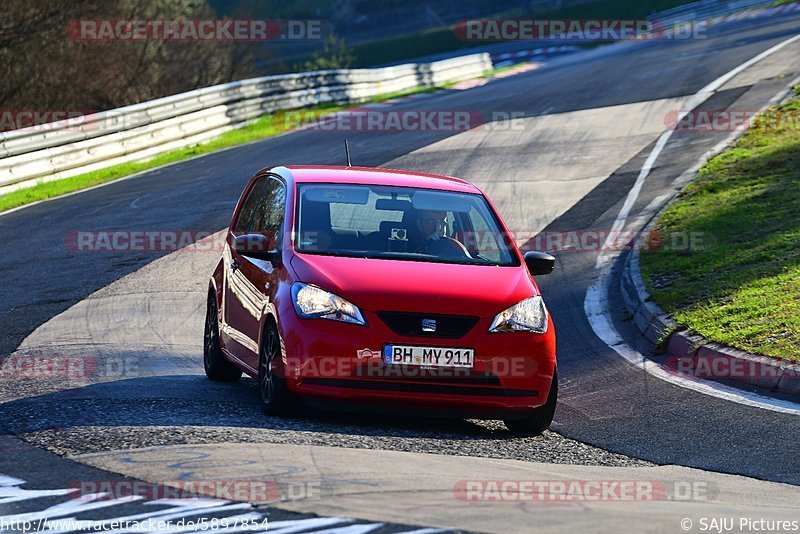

left=0, top=371, right=528, bottom=439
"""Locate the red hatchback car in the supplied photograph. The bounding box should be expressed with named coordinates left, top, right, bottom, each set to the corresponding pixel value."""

left=205, top=165, right=558, bottom=434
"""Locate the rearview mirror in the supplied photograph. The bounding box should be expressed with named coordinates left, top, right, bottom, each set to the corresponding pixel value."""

left=524, top=251, right=555, bottom=275
left=375, top=198, right=412, bottom=211
left=232, top=233, right=276, bottom=261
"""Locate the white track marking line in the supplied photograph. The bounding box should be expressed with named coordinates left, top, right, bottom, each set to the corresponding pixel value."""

left=585, top=33, right=800, bottom=414
left=0, top=494, right=144, bottom=523
left=0, top=476, right=409, bottom=534
left=40, top=503, right=254, bottom=534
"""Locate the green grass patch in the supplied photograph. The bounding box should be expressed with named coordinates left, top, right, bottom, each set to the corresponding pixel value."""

left=640, top=89, right=800, bottom=361
left=0, top=82, right=463, bottom=213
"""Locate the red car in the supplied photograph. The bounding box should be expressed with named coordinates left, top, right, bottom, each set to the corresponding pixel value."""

left=204, top=165, right=557, bottom=434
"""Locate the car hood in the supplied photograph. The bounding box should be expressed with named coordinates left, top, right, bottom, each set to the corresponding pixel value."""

left=289, top=253, right=538, bottom=318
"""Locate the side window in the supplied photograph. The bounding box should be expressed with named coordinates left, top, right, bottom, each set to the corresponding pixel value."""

left=467, top=206, right=502, bottom=263
left=233, top=177, right=287, bottom=248
left=234, top=177, right=268, bottom=234
left=252, top=178, right=287, bottom=247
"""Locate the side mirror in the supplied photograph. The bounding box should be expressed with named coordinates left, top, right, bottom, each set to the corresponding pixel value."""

left=524, top=251, right=555, bottom=275
left=232, top=233, right=277, bottom=262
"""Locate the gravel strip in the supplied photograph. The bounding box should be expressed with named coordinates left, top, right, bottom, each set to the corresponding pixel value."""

left=8, top=396, right=651, bottom=467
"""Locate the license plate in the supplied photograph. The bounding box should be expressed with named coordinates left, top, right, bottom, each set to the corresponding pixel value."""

left=383, top=345, right=475, bottom=368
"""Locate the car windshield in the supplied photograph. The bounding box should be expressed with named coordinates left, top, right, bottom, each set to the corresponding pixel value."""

left=295, top=183, right=519, bottom=266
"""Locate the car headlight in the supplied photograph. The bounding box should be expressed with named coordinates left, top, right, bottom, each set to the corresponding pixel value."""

left=292, top=283, right=366, bottom=325
left=489, top=296, right=548, bottom=333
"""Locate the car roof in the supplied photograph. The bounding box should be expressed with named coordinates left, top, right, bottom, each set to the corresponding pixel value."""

left=268, top=165, right=482, bottom=194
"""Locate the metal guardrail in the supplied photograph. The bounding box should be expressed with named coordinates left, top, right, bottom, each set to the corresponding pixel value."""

left=0, top=54, right=492, bottom=194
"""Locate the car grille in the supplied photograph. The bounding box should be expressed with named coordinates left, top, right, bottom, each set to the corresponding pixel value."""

left=350, top=365, right=501, bottom=386
left=302, top=377, right=536, bottom=397
left=377, top=311, right=479, bottom=339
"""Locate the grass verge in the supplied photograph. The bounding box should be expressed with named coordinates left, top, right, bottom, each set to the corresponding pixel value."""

left=640, top=88, right=800, bottom=361
left=0, top=83, right=463, bottom=214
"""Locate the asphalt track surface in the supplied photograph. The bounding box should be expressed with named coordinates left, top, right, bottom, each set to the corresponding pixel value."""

left=2, top=14, right=800, bottom=532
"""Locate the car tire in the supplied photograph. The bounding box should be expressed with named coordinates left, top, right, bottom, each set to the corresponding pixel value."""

left=203, top=295, right=242, bottom=382
left=504, top=370, right=558, bottom=435
left=258, top=322, right=299, bottom=416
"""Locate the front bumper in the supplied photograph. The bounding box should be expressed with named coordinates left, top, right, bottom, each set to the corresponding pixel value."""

left=276, top=303, right=557, bottom=415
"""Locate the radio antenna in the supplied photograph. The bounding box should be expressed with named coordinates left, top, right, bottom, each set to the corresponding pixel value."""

left=344, top=139, right=352, bottom=167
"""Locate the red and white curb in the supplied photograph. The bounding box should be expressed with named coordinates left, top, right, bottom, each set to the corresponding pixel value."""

left=622, top=247, right=800, bottom=397
left=492, top=63, right=541, bottom=78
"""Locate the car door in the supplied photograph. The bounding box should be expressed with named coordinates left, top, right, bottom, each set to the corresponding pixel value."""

left=222, top=175, right=286, bottom=371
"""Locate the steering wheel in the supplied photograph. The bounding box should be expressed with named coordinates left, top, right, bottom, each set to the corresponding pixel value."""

left=418, top=237, right=473, bottom=260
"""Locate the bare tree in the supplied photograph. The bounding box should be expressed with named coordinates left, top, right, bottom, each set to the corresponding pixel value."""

left=0, top=0, right=256, bottom=116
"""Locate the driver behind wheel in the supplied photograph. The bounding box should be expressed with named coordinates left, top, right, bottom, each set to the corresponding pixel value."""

left=413, top=210, right=471, bottom=259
